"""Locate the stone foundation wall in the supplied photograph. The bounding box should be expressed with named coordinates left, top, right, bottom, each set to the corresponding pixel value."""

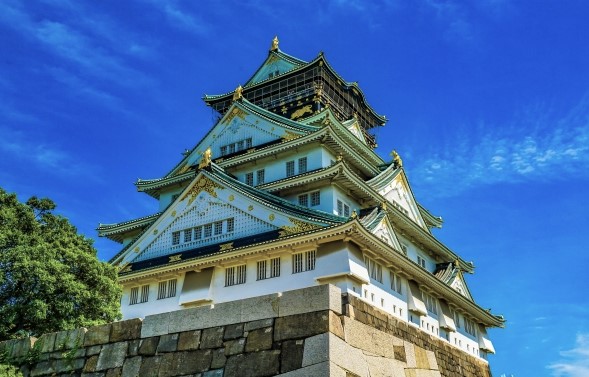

left=0, top=285, right=492, bottom=377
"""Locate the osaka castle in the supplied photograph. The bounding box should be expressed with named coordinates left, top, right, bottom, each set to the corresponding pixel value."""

left=99, top=37, right=503, bottom=360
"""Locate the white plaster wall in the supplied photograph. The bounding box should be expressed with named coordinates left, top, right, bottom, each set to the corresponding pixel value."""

left=397, top=236, right=435, bottom=273
left=121, top=273, right=187, bottom=320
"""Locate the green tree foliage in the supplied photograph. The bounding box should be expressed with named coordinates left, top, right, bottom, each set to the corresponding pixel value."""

left=0, top=188, right=121, bottom=341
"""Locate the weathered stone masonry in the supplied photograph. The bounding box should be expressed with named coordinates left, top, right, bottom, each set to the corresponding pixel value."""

left=0, top=285, right=492, bottom=377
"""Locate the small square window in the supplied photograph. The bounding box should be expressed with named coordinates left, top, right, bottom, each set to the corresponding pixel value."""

left=298, top=194, right=309, bottom=207
left=310, top=191, right=320, bottom=206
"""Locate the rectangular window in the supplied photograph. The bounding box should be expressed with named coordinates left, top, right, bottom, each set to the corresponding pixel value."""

left=298, top=194, right=309, bottom=207
left=220, top=146, right=228, bottom=156
left=454, top=311, right=461, bottom=328
left=364, top=257, right=383, bottom=283
left=229, top=144, right=236, bottom=154
left=237, top=140, right=244, bottom=151
left=226, top=265, right=247, bottom=286
left=129, top=287, right=139, bottom=305
left=298, top=157, right=307, bottom=173
left=310, top=191, right=320, bottom=206
left=423, top=291, right=438, bottom=315
left=464, top=318, right=477, bottom=336
left=227, top=218, right=234, bottom=233
left=417, top=255, right=427, bottom=269
left=270, top=257, right=280, bottom=278
left=214, top=221, right=223, bottom=235
left=140, top=284, right=149, bottom=303
left=293, top=250, right=316, bottom=273
left=245, top=172, right=254, bottom=186
left=194, top=226, right=202, bottom=240
left=172, top=231, right=180, bottom=245
left=204, top=224, right=212, bottom=238
left=256, top=169, right=265, bottom=185
left=286, top=160, right=295, bottom=177
left=245, top=138, right=253, bottom=149
left=337, top=200, right=350, bottom=217
left=257, top=260, right=267, bottom=280
left=390, top=271, right=402, bottom=294
left=400, top=244, right=408, bottom=256
left=183, top=229, right=192, bottom=243
left=157, top=281, right=167, bottom=300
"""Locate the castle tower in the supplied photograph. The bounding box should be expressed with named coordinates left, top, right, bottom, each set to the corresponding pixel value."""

left=98, top=38, right=503, bottom=361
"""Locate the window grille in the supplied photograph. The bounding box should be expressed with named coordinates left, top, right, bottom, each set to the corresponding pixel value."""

left=310, top=191, right=320, bottom=206
left=337, top=200, right=350, bottom=217
left=257, top=260, right=267, bottom=280
left=158, top=279, right=177, bottom=299
left=256, top=169, right=265, bottom=185
left=286, top=161, right=295, bottom=177
left=417, top=255, right=426, bottom=269
left=245, top=172, right=254, bottom=186
left=270, top=257, right=280, bottom=278
left=204, top=224, right=212, bottom=238
left=390, top=271, right=402, bottom=294
left=172, top=231, right=180, bottom=245
left=245, top=138, right=253, bottom=148
left=229, top=144, right=236, bottom=154
left=237, top=140, right=244, bottom=151
left=129, top=287, right=139, bottom=305
left=226, top=265, right=247, bottom=286
left=220, top=146, right=228, bottom=156
left=140, top=284, right=149, bottom=303
left=214, top=221, right=223, bottom=235
left=293, top=250, right=316, bottom=273
left=194, top=226, right=202, bottom=240
left=423, top=291, right=438, bottom=315
left=364, top=257, right=382, bottom=283
left=183, top=229, right=192, bottom=243
left=464, top=318, right=477, bottom=336
left=298, top=157, right=308, bottom=173
left=227, top=218, right=234, bottom=233
left=298, top=194, right=309, bottom=207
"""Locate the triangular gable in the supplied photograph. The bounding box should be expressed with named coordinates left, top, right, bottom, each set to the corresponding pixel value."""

left=113, top=170, right=329, bottom=269
left=368, top=166, right=428, bottom=230
left=449, top=271, right=474, bottom=301
left=371, top=216, right=403, bottom=251
left=167, top=100, right=312, bottom=177
left=244, top=51, right=306, bottom=87
left=343, top=119, right=368, bottom=145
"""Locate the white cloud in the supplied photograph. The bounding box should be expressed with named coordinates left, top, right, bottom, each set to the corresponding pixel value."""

left=410, top=96, right=589, bottom=197
left=548, top=333, right=589, bottom=377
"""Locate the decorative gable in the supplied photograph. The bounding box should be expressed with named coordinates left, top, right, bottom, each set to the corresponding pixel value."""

left=245, top=51, right=305, bottom=86
left=372, top=217, right=402, bottom=251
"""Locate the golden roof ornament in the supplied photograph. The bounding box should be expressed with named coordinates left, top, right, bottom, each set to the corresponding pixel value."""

left=454, top=259, right=461, bottom=271
left=232, top=85, right=243, bottom=101
left=198, top=147, right=212, bottom=169
left=381, top=201, right=387, bottom=211
left=351, top=210, right=357, bottom=219
left=270, top=36, right=279, bottom=51
left=391, top=150, right=403, bottom=169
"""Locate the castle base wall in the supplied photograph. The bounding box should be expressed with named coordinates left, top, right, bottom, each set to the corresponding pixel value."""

left=0, top=285, right=491, bottom=377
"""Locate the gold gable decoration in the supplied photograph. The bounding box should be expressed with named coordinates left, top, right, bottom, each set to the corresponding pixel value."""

left=222, top=107, right=248, bottom=125
left=279, top=218, right=321, bottom=237
left=182, top=176, right=224, bottom=205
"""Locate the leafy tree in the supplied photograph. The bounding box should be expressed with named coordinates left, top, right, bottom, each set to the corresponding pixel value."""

left=0, top=188, right=121, bottom=341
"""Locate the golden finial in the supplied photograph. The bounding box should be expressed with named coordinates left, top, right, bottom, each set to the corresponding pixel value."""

left=198, top=147, right=212, bottom=169
left=232, top=85, right=243, bottom=101
left=454, top=259, right=461, bottom=270
left=336, top=154, right=343, bottom=162
left=391, top=150, right=403, bottom=168
left=381, top=201, right=387, bottom=211
left=270, top=36, right=279, bottom=51
left=351, top=210, right=357, bottom=219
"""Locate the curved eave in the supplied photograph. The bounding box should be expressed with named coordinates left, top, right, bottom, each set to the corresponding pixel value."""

left=203, top=53, right=386, bottom=127
left=97, top=213, right=161, bottom=243
left=216, top=128, right=382, bottom=177
left=136, top=171, right=196, bottom=198
left=418, top=202, right=443, bottom=229
left=243, top=49, right=308, bottom=87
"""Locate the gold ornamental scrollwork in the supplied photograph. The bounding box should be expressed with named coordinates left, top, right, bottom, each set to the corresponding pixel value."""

left=169, top=254, right=182, bottom=263
left=222, top=107, right=247, bottom=125
left=282, top=131, right=300, bottom=141
left=220, top=242, right=234, bottom=251
left=182, top=176, right=224, bottom=205
left=279, top=218, right=321, bottom=237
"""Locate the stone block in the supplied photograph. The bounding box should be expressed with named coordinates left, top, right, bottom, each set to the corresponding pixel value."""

left=111, top=319, right=142, bottom=343
left=244, top=318, right=274, bottom=332
left=66, top=328, right=87, bottom=350
left=329, top=311, right=345, bottom=339
left=225, top=350, right=280, bottom=377
left=393, top=345, right=406, bottom=362
left=87, top=345, right=102, bottom=356
left=5, top=337, right=36, bottom=360
left=54, top=330, right=70, bottom=350
left=84, top=355, right=99, bottom=372
left=342, top=317, right=395, bottom=358
left=240, top=292, right=280, bottom=323
left=166, top=350, right=212, bottom=376
left=82, top=373, right=106, bottom=377
left=208, top=300, right=242, bottom=327
left=121, top=356, right=141, bottom=377
left=200, top=327, right=224, bottom=349
left=36, top=332, right=57, bottom=353
left=414, top=346, right=430, bottom=369
left=224, top=323, right=244, bottom=340
left=280, top=339, right=305, bottom=373
left=245, top=327, right=273, bottom=352
left=31, top=360, right=56, bottom=377
left=404, top=342, right=416, bottom=368
left=138, top=337, right=159, bottom=356
left=96, top=342, right=127, bottom=371
left=203, top=369, right=224, bottom=377
left=274, top=311, right=330, bottom=341
left=211, top=348, right=227, bottom=369
left=275, top=361, right=347, bottom=377
left=303, top=333, right=369, bottom=377
left=156, top=334, right=178, bottom=353
left=54, top=357, right=85, bottom=373
left=138, top=355, right=161, bottom=377
left=364, top=354, right=407, bottom=377
left=141, top=312, right=170, bottom=338
left=178, top=330, right=201, bottom=351
left=224, top=338, right=246, bottom=356
left=167, top=307, right=202, bottom=334
left=106, top=367, right=122, bottom=377
left=85, top=324, right=112, bottom=347
left=426, top=350, right=438, bottom=370
left=127, top=340, right=140, bottom=356
left=279, top=284, right=342, bottom=317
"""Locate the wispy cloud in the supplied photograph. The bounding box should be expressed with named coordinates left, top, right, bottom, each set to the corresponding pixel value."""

left=548, top=333, right=589, bottom=377
left=144, top=0, right=211, bottom=36
left=422, top=0, right=476, bottom=43
left=411, top=96, right=589, bottom=197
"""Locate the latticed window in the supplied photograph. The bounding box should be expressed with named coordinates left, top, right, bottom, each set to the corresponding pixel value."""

left=204, top=224, right=212, bottom=238
left=390, top=271, right=402, bottom=294
left=184, top=229, right=192, bottom=243
left=423, top=291, right=438, bottom=315
left=310, top=191, right=320, bottom=206
left=140, top=284, right=150, bottom=303
left=237, top=140, right=244, bottom=151
left=195, top=226, right=202, bottom=240
left=298, top=157, right=307, bottom=173
left=364, top=257, right=382, bottom=283
left=464, top=318, right=477, bottom=336
left=286, top=161, right=295, bottom=177
left=229, top=144, right=236, bottom=154
left=226, top=265, right=246, bottom=286
left=245, top=172, right=254, bottom=186
left=400, top=244, right=408, bottom=256
left=245, top=138, right=253, bottom=149
left=257, top=260, right=267, bottom=280
left=129, top=287, right=139, bottom=305
left=417, top=255, right=426, bottom=269
left=172, top=231, right=180, bottom=245
left=337, top=200, right=350, bottom=217
left=220, top=146, right=228, bottom=156
left=256, top=169, right=265, bottom=185
left=158, top=279, right=177, bottom=300
left=227, top=218, right=234, bottom=233
left=293, top=250, right=316, bottom=273
left=270, top=257, right=280, bottom=278
left=214, top=221, right=223, bottom=235
left=298, top=194, right=309, bottom=207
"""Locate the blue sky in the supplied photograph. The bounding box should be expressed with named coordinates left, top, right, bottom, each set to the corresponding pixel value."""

left=1, top=1, right=588, bottom=375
